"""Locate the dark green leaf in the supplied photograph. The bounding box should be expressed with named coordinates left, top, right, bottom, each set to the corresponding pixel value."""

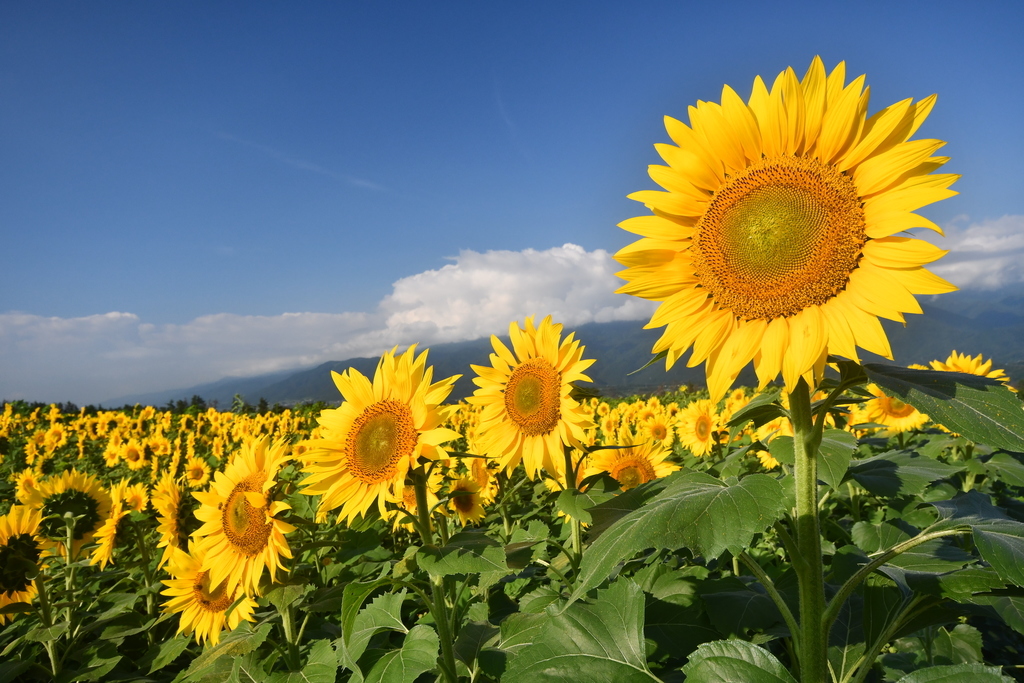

left=572, top=473, right=786, bottom=602
left=727, top=389, right=783, bottom=429
left=144, top=635, right=191, bottom=674
left=984, top=452, right=1024, bottom=487
left=346, top=590, right=409, bottom=665
left=265, top=583, right=306, bottom=612
left=555, top=487, right=614, bottom=525
left=182, top=622, right=272, bottom=679
left=863, top=364, right=1024, bottom=452
left=268, top=639, right=338, bottom=683
left=768, top=437, right=794, bottom=467
left=929, top=491, right=1024, bottom=585
left=25, top=621, right=68, bottom=642
left=848, top=451, right=964, bottom=497
left=0, top=660, right=33, bottom=683
left=680, top=639, right=798, bottom=683
left=893, top=663, right=1013, bottom=682
left=363, top=625, right=439, bottom=683
left=417, top=529, right=509, bottom=578
left=454, top=621, right=499, bottom=669
left=340, top=578, right=392, bottom=649
left=503, top=579, right=657, bottom=683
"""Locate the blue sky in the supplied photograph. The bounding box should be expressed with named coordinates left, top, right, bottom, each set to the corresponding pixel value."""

left=2, top=1, right=1023, bottom=403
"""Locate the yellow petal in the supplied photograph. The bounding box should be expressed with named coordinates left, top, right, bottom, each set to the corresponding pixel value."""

left=862, top=236, right=948, bottom=267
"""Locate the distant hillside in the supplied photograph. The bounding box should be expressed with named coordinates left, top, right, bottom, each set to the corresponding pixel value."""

left=105, top=292, right=1024, bottom=408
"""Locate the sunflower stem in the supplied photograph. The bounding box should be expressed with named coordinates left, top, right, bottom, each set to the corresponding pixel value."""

left=412, top=468, right=459, bottom=683
left=131, top=520, right=157, bottom=646
left=562, top=447, right=583, bottom=575
left=790, top=377, right=827, bottom=683
left=34, top=576, right=61, bottom=678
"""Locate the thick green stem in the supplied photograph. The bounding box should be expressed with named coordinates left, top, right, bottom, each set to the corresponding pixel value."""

left=280, top=602, right=301, bottom=670
left=790, top=378, right=827, bottom=683
left=412, top=469, right=459, bottom=683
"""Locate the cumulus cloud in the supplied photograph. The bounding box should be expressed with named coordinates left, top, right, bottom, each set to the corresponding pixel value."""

left=923, top=215, right=1024, bottom=290
left=0, top=244, right=653, bottom=404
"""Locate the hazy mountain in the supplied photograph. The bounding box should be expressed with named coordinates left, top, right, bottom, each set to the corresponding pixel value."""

left=101, top=288, right=1024, bottom=408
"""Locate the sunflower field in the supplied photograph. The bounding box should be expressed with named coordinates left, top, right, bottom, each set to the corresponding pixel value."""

left=4, top=57, right=1024, bottom=683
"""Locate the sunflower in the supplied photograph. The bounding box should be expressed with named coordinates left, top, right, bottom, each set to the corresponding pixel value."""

left=616, top=57, right=957, bottom=400
left=927, top=351, right=1013, bottom=386
left=639, top=410, right=677, bottom=448
left=152, top=471, right=201, bottom=569
left=299, top=346, right=461, bottom=524
left=756, top=449, right=781, bottom=470
left=448, top=477, right=486, bottom=525
left=161, top=542, right=257, bottom=646
left=468, top=316, right=595, bottom=479
left=184, top=456, right=212, bottom=489
left=865, top=384, right=928, bottom=433
left=386, top=468, right=443, bottom=532
left=121, top=439, right=147, bottom=470
left=0, top=506, right=44, bottom=624
left=193, top=436, right=294, bottom=596
left=13, top=470, right=40, bottom=505
left=589, top=432, right=680, bottom=490
left=91, top=480, right=130, bottom=570
left=676, top=399, right=720, bottom=457
left=26, top=470, right=111, bottom=558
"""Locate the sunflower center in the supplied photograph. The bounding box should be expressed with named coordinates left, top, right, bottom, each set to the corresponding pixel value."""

left=192, top=569, right=235, bottom=613
left=0, top=533, right=41, bottom=593
left=347, top=400, right=417, bottom=484
left=504, top=358, right=561, bottom=436
left=39, top=489, right=102, bottom=540
left=649, top=423, right=668, bottom=441
left=693, top=156, right=865, bottom=321
left=221, top=473, right=272, bottom=556
left=452, top=488, right=478, bottom=513
left=694, top=415, right=713, bottom=442
left=611, top=459, right=656, bottom=490
left=885, top=397, right=916, bottom=418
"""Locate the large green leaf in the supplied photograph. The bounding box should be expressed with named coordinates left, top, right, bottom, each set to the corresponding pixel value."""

left=727, top=389, right=783, bottom=429
left=929, top=491, right=1024, bottom=586
left=345, top=590, right=409, bottom=665
left=363, top=625, right=439, bottom=683
left=818, top=429, right=858, bottom=489
left=571, top=472, right=786, bottom=602
left=893, top=663, right=1013, bottom=683
left=679, top=639, right=797, bottom=683
left=984, top=452, right=1024, bottom=487
left=503, top=580, right=660, bottom=682
left=848, top=451, right=964, bottom=497
left=863, top=364, right=1024, bottom=452
left=268, top=640, right=338, bottom=683
left=417, top=529, right=509, bottom=578
left=178, top=622, right=272, bottom=681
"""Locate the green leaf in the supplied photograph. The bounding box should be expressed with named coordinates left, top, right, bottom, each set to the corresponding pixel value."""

left=182, top=622, right=273, bottom=679
left=265, top=583, right=307, bottom=612
left=340, top=578, right=392, bottom=649
left=25, top=621, right=68, bottom=642
left=727, top=389, right=783, bottom=429
left=907, top=567, right=1005, bottom=600
left=848, top=451, right=964, bottom=497
left=503, top=579, right=659, bottom=682
left=863, top=364, right=1024, bottom=452
left=768, top=437, right=795, bottom=467
left=818, top=429, right=858, bottom=489
left=454, top=621, right=499, bottom=669
left=572, top=473, right=786, bottom=602
left=929, top=491, right=1024, bottom=586
left=700, top=580, right=785, bottom=637
left=0, top=661, right=32, bottom=683
left=644, top=599, right=718, bottom=662
left=417, top=529, right=509, bottom=578
left=967, top=596, right=1024, bottom=636
left=144, top=634, right=191, bottom=673
left=680, top=639, right=798, bottom=683
left=346, top=590, right=409, bottom=665
left=984, top=452, right=1024, bottom=487
left=893, top=663, right=1013, bottom=683
left=268, top=639, right=338, bottom=683
left=555, top=487, right=615, bottom=524
left=363, top=625, right=439, bottom=683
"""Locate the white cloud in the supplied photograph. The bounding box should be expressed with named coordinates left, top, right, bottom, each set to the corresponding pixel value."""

left=0, top=244, right=653, bottom=404
left=923, top=215, right=1024, bottom=290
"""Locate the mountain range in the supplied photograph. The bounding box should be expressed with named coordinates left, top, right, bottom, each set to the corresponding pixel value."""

left=105, top=288, right=1024, bottom=408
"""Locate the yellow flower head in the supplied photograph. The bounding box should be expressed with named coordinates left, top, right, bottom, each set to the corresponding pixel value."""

left=192, top=436, right=295, bottom=596
left=161, top=542, right=257, bottom=646
left=676, top=399, right=720, bottom=457
left=0, top=506, right=44, bottom=624
left=300, top=346, right=461, bottom=524
left=589, top=432, right=680, bottom=490
left=865, top=384, right=928, bottom=433
left=26, top=469, right=112, bottom=558
left=616, top=57, right=957, bottom=400
left=468, top=316, right=595, bottom=479
left=448, top=477, right=486, bottom=526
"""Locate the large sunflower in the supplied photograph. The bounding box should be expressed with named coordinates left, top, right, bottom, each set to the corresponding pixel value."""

left=0, top=506, right=44, bottom=624
left=26, top=469, right=112, bottom=559
left=192, top=436, right=294, bottom=596
left=152, top=471, right=201, bottom=569
left=468, top=316, right=595, bottom=479
left=161, top=542, right=258, bottom=646
left=299, top=346, right=461, bottom=524
left=616, top=57, right=957, bottom=399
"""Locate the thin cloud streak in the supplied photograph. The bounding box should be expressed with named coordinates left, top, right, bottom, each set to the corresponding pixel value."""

left=215, top=132, right=387, bottom=191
